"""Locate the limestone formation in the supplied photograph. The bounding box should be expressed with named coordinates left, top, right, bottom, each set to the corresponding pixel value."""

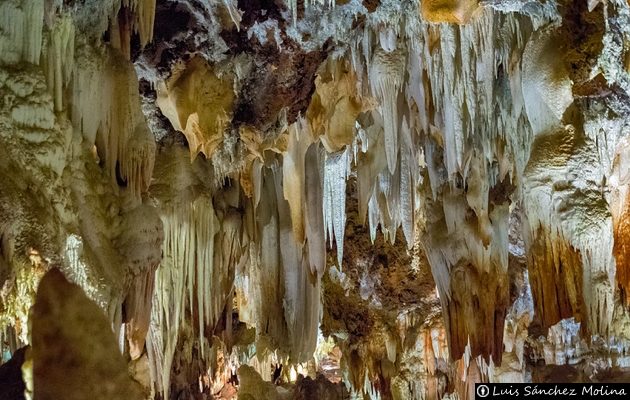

left=31, top=269, right=144, bottom=400
left=1, top=0, right=630, bottom=399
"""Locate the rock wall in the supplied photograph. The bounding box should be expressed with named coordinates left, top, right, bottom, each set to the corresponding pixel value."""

left=1, top=0, right=630, bottom=399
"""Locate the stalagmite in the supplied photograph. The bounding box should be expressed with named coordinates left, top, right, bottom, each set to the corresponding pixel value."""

left=32, top=269, right=144, bottom=400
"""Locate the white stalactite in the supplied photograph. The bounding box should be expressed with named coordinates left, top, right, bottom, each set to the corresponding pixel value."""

left=323, top=147, right=350, bottom=266
left=149, top=197, right=220, bottom=399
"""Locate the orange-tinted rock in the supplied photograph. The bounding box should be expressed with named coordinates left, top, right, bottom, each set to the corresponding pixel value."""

left=527, top=228, right=586, bottom=331
left=613, top=194, right=630, bottom=306
left=123, top=268, right=156, bottom=360
left=444, top=262, right=509, bottom=364
left=420, top=0, right=479, bottom=24
left=156, top=56, right=235, bottom=159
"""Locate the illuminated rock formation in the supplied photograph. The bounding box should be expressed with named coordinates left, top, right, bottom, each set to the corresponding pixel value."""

left=1, top=0, right=630, bottom=399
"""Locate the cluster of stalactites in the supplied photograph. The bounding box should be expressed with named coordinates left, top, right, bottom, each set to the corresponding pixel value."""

left=349, top=6, right=543, bottom=244
left=0, top=0, right=159, bottom=356
left=148, top=198, right=224, bottom=399
left=267, top=110, right=418, bottom=271
left=227, top=5, right=554, bottom=367
left=0, top=0, right=157, bottom=198
left=0, top=0, right=71, bottom=117
left=144, top=8, right=570, bottom=379
left=328, top=7, right=546, bottom=363
left=147, top=149, right=324, bottom=397
left=71, top=44, right=156, bottom=199
left=0, top=0, right=45, bottom=66
left=109, top=0, right=157, bottom=59
left=286, top=0, right=336, bottom=25
left=43, top=15, right=75, bottom=113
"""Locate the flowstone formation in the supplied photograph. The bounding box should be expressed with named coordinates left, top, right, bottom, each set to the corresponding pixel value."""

left=1, top=0, right=630, bottom=399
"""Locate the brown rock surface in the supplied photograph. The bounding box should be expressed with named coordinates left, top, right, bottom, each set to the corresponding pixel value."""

left=31, top=269, right=143, bottom=400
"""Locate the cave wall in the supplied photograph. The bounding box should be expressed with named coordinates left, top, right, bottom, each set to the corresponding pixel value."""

left=1, top=0, right=630, bottom=399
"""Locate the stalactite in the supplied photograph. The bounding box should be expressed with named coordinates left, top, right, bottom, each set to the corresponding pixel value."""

left=283, top=121, right=311, bottom=244
left=133, top=0, right=157, bottom=48
left=0, top=0, right=44, bottom=66
left=399, top=135, right=416, bottom=249
left=149, top=197, right=221, bottom=399
left=276, top=166, right=321, bottom=362
left=72, top=45, right=155, bottom=198
left=369, top=48, right=405, bottom=174
left=156, top=57, right=235, bottom=160
left=108, top=0, right=156, bottom=60
left=252, top=166, right=287, bottom=346
left=43, top=15, right=74, bottom=112
left=355, top=114, right=387, bottom=227
left=323, top=147, right=350, bottom=267
left=304, top=143, right=326, bottom=276
left=114, top=207, right=161, bottom=344
left=524, top=226, right=585, bottom=331
left=124, top=268, right=157, bottom=360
